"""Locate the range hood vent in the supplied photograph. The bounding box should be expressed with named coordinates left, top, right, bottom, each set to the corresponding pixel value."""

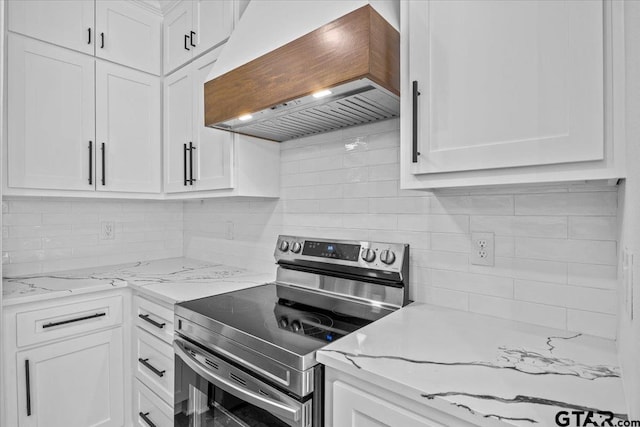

left=204, top=5, right=400, bottom=142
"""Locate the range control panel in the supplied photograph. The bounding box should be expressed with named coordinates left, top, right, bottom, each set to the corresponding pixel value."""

left=274, top=235, right=407, bottom=272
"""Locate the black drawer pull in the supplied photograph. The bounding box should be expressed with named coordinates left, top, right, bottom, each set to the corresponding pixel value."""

left=189, top=30, right=196, bottom=47
left=412, top=80, right=421, bottom=163
left=138, top=314, right=165, bottom=329
left=100, top=143, right=106, bottom=186
left=25, top=360, right=31, bottom=416
left=188, top=142, right=196, bottom=185
left=183, top=143, right=188, bottom=186
left=87, top=28, right=91, bottom=45
left=139, top=412, right=156, bottom=427
left=42, top=312, right=106, bottom=329
left=100, top=32, right=105, bottom=49
left=88, top=141, right=93, bottom=185
left=184, top=34, right=190, bottom=51
left=138, top=358, right=165, bottom=377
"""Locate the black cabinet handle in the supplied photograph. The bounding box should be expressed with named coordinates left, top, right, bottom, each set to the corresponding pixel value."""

left=183, top=143, right=188, bottom=186
left=25, top=360, right=31, bottom=416
left=189, top=31, right=196, bottom=47
left=100, top=32, right=105, bottom=49
left=138, top=358, right=165, bottom=378
left=184, top=34, right=190, bottom=51
left=87, top=28, right=91, bottom=45
left=43, top=312, right=106, bottom=329
left=188, top=142, right=196, bottom=185
left=138, top=314, right=165, bottom=329
left=88, top=141, right=93, bottom=185
left=101, top=143, right=106, bottom=186
left=412, top=80, right=420, bottom=163
left=139, top=412, right=156, bottom=427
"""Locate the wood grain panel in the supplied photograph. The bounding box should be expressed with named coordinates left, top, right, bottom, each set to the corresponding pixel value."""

left=204, top=5, right=399, bottom=126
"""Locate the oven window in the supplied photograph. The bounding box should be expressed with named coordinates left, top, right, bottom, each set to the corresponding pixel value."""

left=175, top=358, right=292, bottom=427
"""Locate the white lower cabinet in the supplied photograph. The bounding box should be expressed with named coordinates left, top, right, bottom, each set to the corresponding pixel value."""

left=3, top=291, right=128, bottom=427
left=326, top=368, right=479, bottom=427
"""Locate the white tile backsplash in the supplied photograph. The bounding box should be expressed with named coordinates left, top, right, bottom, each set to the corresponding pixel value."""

left=2, top=198, right=183, bottom=276
left=184, top=119, right=619, bottom=338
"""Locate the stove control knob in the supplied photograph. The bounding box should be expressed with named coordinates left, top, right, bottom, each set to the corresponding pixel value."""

left=279, top=317, right=288, bottom=328
left=380, top=250, right=396, bottom=265
left=291, top=321, right=301, bottom=332
left=291, top=242, right=302, bottom=253
left=361, top=248, right=376, bottom=263
left=278, top=241, right=290, bottom=252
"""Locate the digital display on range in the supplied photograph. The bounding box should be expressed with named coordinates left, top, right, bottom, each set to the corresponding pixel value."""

left=302, top=241, right=361, bottom=261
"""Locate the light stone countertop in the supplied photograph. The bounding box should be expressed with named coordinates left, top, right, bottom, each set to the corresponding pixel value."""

left=2, top=257, right=275, bottom=306
left=317, top=302, right=627, bottom=427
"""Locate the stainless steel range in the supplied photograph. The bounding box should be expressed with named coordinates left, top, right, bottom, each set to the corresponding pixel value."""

left=173, top=235, right=409, bottom=426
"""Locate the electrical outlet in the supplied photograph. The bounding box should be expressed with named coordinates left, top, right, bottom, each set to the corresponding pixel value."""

left=471, top=232, right=494, bottom=266
left=101, top=221, right=115, bottom=240
left=623, top=248, right=634, bottom=320
left=225, top=221, right=234, bottom=240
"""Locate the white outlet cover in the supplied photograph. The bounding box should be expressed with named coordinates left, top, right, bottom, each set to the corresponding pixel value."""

left=471, top=232, right=494, bottom=266
left=225, top=222, right=234, bottom=240
left=101, top=221, right=115, bottom=240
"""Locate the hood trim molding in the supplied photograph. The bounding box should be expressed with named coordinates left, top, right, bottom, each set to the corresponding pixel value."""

left=204, top=5, right=399, bottom=135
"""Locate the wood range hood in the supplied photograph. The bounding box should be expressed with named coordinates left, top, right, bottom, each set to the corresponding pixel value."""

left=204, top=5, right=400, bottom=142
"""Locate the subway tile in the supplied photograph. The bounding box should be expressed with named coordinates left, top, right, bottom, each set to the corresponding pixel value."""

left=469, top=294, right=567, bottom=329
left=430, top=233, right=470, bottom=253
left=368, top=163, right=399, bottom=182
left=568, top=216, right=617, bottom=240
left=514, top=280, right=617, bottom=314
left=398, top=215, right=469, bottom=233
left=515, top=192, right=617, bottom=216
left=431, top=195, right=514, bottom=215
left=425, top=286, right=469, bottom=311
left=515, top=238, right=617, bottom=265
left=369, top=197, right=429, bottom=214
left=2, top=238, right=42, bottom=251
left=567, top=310, right=617, bottom=339
left=3, top=213, right=41, bottom=226
left=431, top=269, right=513, bottom=298
left=469, top=257, right=567, bottom=283
left=567, top=263, right=617, bottom=289
left=470, top=216, right=567, bottom=238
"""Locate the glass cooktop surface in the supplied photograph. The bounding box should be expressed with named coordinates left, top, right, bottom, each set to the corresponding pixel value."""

left=177, top=283, right=383, bottom=356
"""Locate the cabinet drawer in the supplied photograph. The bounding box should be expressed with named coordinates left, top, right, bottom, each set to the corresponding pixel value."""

left=16, top=295, right=123, bottom=348
left=135, top=328, right=174, bottom=404
left=134, top=295, right=174, bottom=344
left=134, top=379, right=173, bottom=427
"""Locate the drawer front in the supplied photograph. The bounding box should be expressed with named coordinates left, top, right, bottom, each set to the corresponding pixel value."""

left=134, top=379, right=173, bottom=427
left=16, top=295, right=123, bottom=348
left=135, top=328, right=174, bottom=404
left=134, top=295, right=174, bottom=344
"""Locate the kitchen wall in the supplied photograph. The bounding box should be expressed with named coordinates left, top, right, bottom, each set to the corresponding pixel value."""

left=617, top=0, right=640, bottom=417
left=184, top=118, right=619, bottom=339
left=2, top=198, right=183, bottom=276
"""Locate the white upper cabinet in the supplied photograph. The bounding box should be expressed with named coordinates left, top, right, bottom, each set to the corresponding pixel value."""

left=8, top=0, right=95, bottom=56
left=95, top=1, right=162, bottom=75
left=8, top=0, right=161, bottom=75
left=163, top=0, right=233, bottom=74
left=401, top=0, right=625, bottom=189
left=7, top=34, right=95, bottom=191
left=96, top=62, right=161, bottom=193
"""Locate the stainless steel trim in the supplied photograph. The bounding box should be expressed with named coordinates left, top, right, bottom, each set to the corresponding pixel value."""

left=175, top=338, right=312, bottom=427
left=176, top=315, right=315, bottom=396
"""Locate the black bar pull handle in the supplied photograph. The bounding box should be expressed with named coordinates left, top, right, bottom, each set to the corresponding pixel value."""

left=139, top=412, right=156, bottom=427
left=138, top=313, right=165, bottom=329
left=25, top=360, right=31, bottom=416
left=138, top=358, right=165, bottom=378
left=189, top=142, right=196, bottom=185
left=101, top=143, right=106, bottom=186
left=42, top=312, right=106, bottom=329
left=88, top=141, right=93, bottom=185
left=100, top=32, right=105, bottom=49
left=189, top=31, right=196, bottom=47
left=412, top=80, right=421, bottom=163
left=87, top=28, right=91, bottom=45
left=183, top=143, right=188, bottom=186
left=184, top=34, right=190, bottom=51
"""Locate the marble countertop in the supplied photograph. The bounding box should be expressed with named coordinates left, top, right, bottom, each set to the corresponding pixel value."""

left=317, top=303, right=627, bottom=427
left=3, top=258, right=275, bottom=306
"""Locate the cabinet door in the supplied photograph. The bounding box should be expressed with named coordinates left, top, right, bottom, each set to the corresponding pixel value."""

left=95, top=1, right=162, bottom=75
left=7, top=35, right=95, bottom=191
left=333, top=381, right=443, bottom=427
left=164, top=67, right=194, bottom=193
left=409, top=0, right=604, bottom=174
left=8, top=0, right=95, bottom=55
left=193, top=0, right=234, bottom=54
left=163, top=1, right=194, bottom=74
left=96, top=61, right=161, bottom=193
left=192, top=50, right=234, bottom=191
left=17, top=328, right=124, bottom=427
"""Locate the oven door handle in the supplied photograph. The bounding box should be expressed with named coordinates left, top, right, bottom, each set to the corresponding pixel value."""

left=174, top=338, right=302, bottom=424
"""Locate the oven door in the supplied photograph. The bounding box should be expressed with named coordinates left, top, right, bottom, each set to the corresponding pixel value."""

left=174, top=337, right=313, bottom=427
